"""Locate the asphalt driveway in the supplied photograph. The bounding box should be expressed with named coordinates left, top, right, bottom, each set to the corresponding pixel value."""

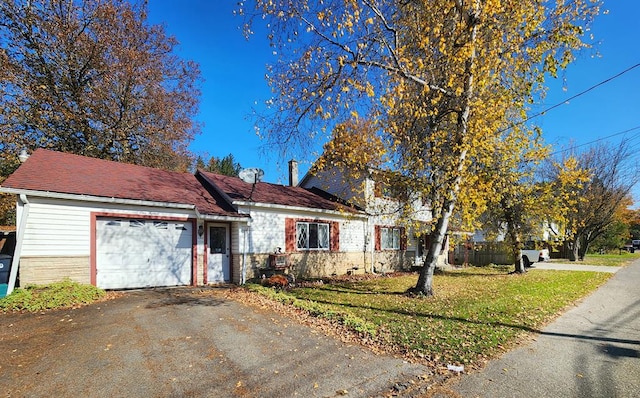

left=0, top=288, right=429, bottom=398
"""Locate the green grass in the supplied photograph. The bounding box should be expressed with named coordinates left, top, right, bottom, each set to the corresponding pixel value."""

left=578, top=252, right=640, bottom=267
left=550, top=251, right=640, bottom=266
left=0, top=279, right=106, bottom=312
left=251, top=267, right=611, bottom=365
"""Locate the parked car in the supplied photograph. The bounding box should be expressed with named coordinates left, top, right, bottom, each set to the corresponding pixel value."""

left=632, top=240, right=640, bottom=249
left=521, top=245, right=550, bottom=268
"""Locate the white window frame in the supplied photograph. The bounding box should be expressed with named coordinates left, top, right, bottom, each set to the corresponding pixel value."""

left=296, top=222, right=330, bottom=251
left=381, top=227, right=401, bottom=250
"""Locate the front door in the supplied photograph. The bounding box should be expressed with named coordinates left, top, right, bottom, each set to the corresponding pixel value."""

left=208, top=224, right=230, bottom=283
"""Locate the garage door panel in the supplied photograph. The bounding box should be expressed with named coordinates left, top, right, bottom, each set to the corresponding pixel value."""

left=96, top=217, right=193, bottom=289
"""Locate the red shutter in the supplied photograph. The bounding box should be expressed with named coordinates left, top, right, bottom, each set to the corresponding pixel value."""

left=375, top=225, right=381, bottom=251
left=374, top=181, right=382, bottom=197
left=400, top=227, right=407, bottom=251
left=330, top=222, right=340, bottom=252
left=285, top=218, right=296, bottom=252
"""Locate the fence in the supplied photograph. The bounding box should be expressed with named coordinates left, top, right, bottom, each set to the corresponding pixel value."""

left=450, top=241, right=514, bottom=266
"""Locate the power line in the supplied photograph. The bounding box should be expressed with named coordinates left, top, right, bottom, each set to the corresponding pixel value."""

left=548, top=125, right=640, bottom=156
left=528, top=62, right=640, bottom=122
left=499, top=63, right=640, bottom=136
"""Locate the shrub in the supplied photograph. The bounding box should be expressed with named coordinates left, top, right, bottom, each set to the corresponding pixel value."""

left=0, top=279, right=106, bottom=312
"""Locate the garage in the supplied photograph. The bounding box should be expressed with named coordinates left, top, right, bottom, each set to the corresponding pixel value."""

left=96, top=217, right=193, bottom=289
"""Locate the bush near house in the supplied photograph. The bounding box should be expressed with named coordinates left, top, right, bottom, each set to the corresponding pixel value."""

left=0, top=279, right=106, bottom=313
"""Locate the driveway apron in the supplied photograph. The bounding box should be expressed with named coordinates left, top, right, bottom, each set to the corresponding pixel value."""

left=0, top=288, right=428, bottom=398
left=449, top=259, right=640, bottom=398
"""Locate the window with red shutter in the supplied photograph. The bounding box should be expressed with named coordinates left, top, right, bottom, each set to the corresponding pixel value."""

left=286, top=218, right=340, bottom=252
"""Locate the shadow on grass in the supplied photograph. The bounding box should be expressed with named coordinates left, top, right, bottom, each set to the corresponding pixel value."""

left=294, top=294, right=640, bottom=348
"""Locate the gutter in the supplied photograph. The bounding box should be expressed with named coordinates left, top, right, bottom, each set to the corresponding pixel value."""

left=0, top=187, right=250, bottom=223
left=233, top=200, right=368, bottom=219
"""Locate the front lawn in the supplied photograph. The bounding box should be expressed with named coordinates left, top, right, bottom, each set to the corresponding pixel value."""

left=248, top=267, right=610, bottom=367
left=578, top=252, right=640, bottom=267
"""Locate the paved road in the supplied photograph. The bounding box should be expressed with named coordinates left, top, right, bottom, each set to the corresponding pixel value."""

left=448, top=259, right=640, bottom=397
left=0, top=288, right=429, bottom=398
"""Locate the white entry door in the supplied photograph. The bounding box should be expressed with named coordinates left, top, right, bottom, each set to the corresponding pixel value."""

left=208, top=224, right=230, bottom=283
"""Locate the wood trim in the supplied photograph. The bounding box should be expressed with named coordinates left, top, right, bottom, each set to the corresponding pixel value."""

left=203, top=224, right=208, bottom=284
left=190, top=218, right=197, bottom=286
left=285, top=218, right=296, bottom=252
left=330, top=221, right=339, bottom=252
left=90, top=215, right=97, bottom=286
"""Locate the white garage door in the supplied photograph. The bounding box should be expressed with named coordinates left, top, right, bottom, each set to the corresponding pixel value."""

left=96, top=218, right=193, bottom=289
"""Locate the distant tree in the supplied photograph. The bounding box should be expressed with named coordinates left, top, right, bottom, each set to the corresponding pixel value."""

left=0, top=158, right=18, bottom=225
left=628, top=209, right=640, bottom=241
left=0, top=0, right=201, bottom=172
left=548, top=140, right=640, bottom=261
left=199, top=154, right=242, bottom=177
left=243, top=0, right=601, bottom=296
left=477, top=128, right=550, bottom=274
left=194, top=156, right=207, bottom=172
left=590, top=219, right=629, bottom=253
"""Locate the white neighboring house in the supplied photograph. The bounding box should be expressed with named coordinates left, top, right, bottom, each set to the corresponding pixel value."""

left=0, top=150, right=371, bottom=293
left=299, top=162, right=450, bottom=272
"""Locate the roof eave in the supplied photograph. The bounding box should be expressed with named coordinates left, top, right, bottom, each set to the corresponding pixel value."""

left=233, top=200, right=366, bottom=218
left=0, top=187, right=247, bottom=221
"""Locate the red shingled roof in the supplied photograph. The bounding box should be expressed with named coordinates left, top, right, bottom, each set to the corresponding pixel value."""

left=1, top=149, right=240, bottom=217
left=199, top=171, right=355, bottom=213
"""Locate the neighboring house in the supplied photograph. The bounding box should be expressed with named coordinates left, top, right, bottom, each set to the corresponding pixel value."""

left=299, top=162, right=449, bottom=272
left=0, top=149, right=370, bottom=293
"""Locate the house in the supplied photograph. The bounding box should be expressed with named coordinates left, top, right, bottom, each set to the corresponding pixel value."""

left=299, top=162, right=450, bottom=272
left=0, top=149, right=372, bottom=292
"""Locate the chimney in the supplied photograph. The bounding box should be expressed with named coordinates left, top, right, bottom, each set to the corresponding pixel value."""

left=18, top=149, right=30, bottom=163
left=288, top=159, right=298, bottom=186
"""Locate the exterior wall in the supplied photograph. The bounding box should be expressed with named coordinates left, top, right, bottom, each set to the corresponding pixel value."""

left=15, top=196, right=201, bottom=287
left=19, top=256, right=90, bottom=285
left=232, top=205, right=368, bottom=282
left=233, top=252, right=368, bottom=281
left=303, top=167, right=439, bottom=272
left=371, top=251, right=415, bottom=273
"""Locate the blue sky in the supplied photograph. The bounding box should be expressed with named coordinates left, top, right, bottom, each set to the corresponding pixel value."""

left=146, top=1, right=640, bottom=194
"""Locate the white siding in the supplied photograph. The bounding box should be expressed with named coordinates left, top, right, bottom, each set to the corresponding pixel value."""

left=339, top=219, right=366, bottom=252
left=244, top=208, right=287, bottom=253
left=19, top=197, right=196, bottom=257
left=237, top=206, right=366, bottom=254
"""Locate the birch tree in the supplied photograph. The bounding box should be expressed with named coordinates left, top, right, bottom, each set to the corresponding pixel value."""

left=242, top=0, right=601, bottom=295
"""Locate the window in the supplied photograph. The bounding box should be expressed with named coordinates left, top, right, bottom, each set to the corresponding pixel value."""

left=153, top=221, right=168, bottom=229
left=381, top=227, right=401, bottom=250
left=296, top=222, right=330, bottom=250
left=129, top=220, right=145, bottom=228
